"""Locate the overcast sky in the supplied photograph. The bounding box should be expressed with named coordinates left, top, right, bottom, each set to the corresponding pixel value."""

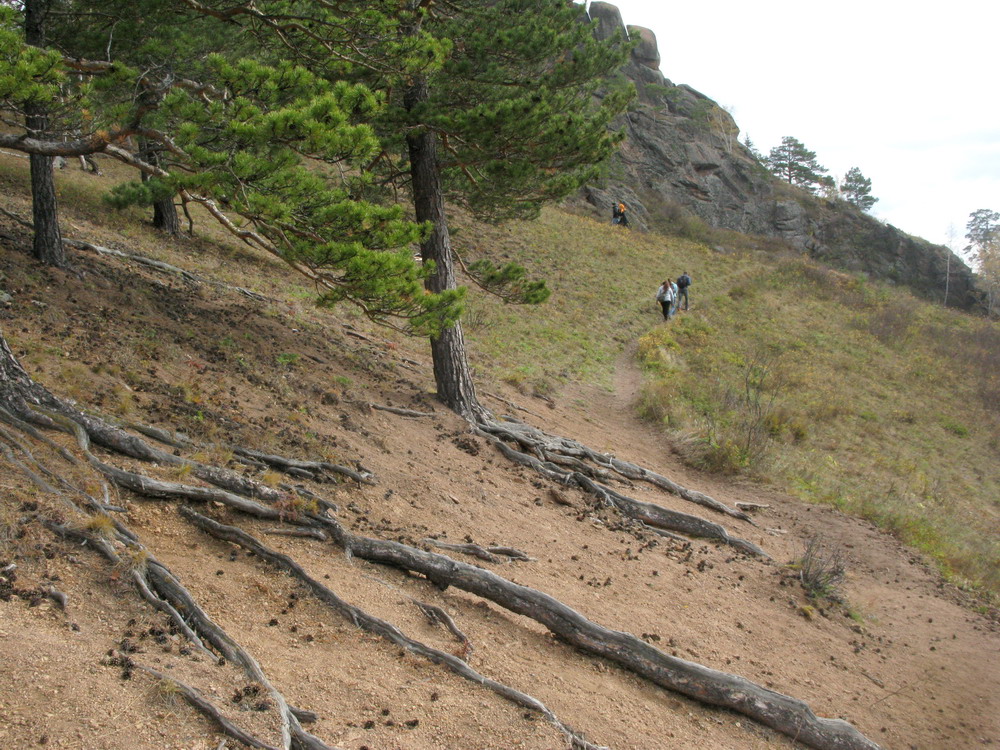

left=589, top=0, right=1000, bottom=256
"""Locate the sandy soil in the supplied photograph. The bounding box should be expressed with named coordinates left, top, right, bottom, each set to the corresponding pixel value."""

left=1, top=203, right=998, bottom=750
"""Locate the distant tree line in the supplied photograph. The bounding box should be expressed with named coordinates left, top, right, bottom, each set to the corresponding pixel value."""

left=966, top=209, right=1000, bottom=316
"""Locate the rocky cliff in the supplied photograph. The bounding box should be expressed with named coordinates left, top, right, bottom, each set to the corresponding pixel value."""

left=581, top=2, right=976, bottom=308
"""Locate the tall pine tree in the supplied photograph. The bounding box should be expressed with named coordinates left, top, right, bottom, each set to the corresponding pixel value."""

left=184, top=0, right=632, bottom=418
left=765, top=136, right=828, bottom=194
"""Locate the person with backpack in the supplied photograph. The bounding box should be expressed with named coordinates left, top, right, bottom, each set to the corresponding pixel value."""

left=617, top=201, right=629, bottom=228
left=676, top=271, right=692, bottom=311
left=655, top=279, right=675, bottom=320
left=611, top=202, right=621, bottom=224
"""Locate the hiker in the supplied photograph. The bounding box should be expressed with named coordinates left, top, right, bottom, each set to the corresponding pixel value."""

left=611, top=202, right=621, bottom=224
left=655, top=279, right=675, bottom=320
left=676, top=271, right=692, bottom=311
left=617, top=201, right=629, bottom=228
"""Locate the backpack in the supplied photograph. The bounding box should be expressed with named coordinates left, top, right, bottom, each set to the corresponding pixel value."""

left=677, top=274, right=691, bottom=289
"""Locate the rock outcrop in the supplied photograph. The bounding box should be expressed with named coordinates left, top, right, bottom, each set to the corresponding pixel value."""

left=582, top=2, right=976, bottom=308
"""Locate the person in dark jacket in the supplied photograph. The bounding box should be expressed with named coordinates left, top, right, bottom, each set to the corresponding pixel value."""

left=617, top=201, right=629, bottom=227
left=676, top=271, right=692, bottom=310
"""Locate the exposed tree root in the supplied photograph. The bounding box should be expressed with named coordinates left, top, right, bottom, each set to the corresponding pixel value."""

left=180, top=507, right=605, bottom=750
left=302, top=512, right=879, bottom=750
left=370, top=402, right=434, bottom=418
left=138, top=667, right=283, bottom=750
left=422, top=538, right=533, bottom=563
left=124, top=421, right=374, bottom=486
left=0, top=335, right=880, bottom=749
left=43, top=516, right=332, bottom=750
left=413, top=600, right=473, bottom=658
left=478, top=418, right=753, bottom=522
left=477, top=427, right=768, bottom=557
left=65, top=238, right=269, bottom=302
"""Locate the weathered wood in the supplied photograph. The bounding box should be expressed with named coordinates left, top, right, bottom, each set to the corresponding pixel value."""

left=296, top=512, right=879, bottom=750
left=370, top=403, right=434, bottom=418
left=181, top=508, right=603, bottom=750
left=137, top=667, right=282, bottom=750
left=421, top=538, right=530, bottom=564
left=479, top=420, right=752, bottom=522
left=573, top=475, right=768, bottom=558
left=413, top=600, right=472, bottom=657
left=473, top=427, right=767, bottom=557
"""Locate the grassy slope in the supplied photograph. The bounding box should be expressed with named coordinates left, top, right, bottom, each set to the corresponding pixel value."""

left=457, top=208, right=1000, bottom=601
left=3, top=154, right=996, bottom=600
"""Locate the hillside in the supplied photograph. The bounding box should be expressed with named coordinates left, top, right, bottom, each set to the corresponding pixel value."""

left=580, top=2, right=978, bottom=310
left=2, top=153, right=999, bottom=750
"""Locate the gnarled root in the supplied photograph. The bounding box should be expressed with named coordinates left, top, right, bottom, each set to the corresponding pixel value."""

left=180, top=507, right=605, bottom=750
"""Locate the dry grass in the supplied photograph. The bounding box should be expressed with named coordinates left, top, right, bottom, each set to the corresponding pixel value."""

left=632, top=256, right=1000, bottom=600
left=451, top=206, right=1000, bottom=600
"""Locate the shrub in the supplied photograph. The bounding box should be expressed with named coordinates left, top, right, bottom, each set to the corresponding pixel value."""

left=798, top=536, right=847, bottom=603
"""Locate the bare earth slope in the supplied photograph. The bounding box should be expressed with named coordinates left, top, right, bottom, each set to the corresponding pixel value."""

left=1, top=199, right=998, bottom=750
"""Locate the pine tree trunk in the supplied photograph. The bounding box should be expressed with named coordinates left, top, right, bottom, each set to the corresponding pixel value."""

left=24, top=0, right=65, bottom=268
left=28, top=153, right=64, bottom=266
left=405, top=80, right=486, bottom=421
left=139, top=139, right=180, bottom=235
left=152, top=198, right=181, bottom=235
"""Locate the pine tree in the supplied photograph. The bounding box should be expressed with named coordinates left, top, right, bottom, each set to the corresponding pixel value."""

left=0, top=7, right=460, bottom=332
left=840, top=167, right=878, bottom=211
left=743, top=136, right=763, bottom=163
left=22, top=0, right=64, bottom=265
left=388, top=0, right=632, bottom=418
left=182, top=0, right=633, bottom=418
left=765, top=136, right=828, bottom=193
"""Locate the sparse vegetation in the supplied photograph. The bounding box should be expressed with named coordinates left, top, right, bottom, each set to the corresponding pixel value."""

left=797, top=536, right=847, bottom=603
left=452, top=208, right=999, bottom=601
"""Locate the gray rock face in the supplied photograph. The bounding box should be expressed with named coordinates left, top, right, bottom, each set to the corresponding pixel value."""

left=582, top=3, right=975, bottom=308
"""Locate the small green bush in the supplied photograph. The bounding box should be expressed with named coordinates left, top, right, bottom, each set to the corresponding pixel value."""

left=941, top=419, right=969, bottom=437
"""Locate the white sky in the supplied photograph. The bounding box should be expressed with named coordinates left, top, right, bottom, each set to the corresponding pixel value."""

left=588, top=0, right=1000, bottom=254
